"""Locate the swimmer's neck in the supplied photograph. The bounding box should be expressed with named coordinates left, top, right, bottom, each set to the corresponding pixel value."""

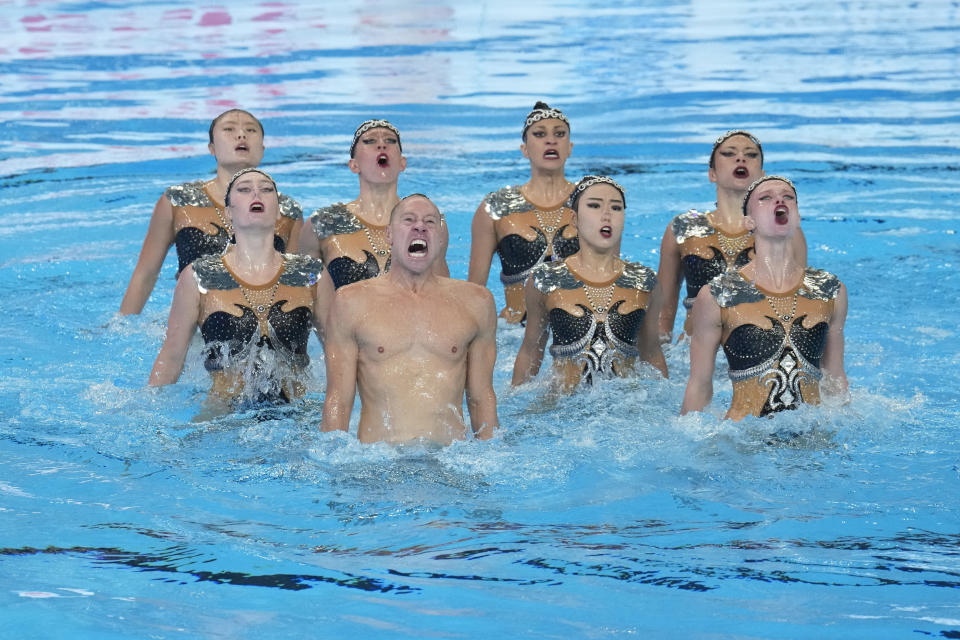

left=523, top=169, right=572, bottom=204
left=383, top=266, right=440, bottom=293
left=352, top=182, right=400, bottom=226
left=713, top=183, right=750, bottom=227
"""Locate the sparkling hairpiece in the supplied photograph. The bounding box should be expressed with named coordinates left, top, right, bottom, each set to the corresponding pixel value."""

left=225, top=167, right=276, bottom=207
left=741, top=175, right=796, bottom=216
left=351, top=119, right=402, bottom=156
left=710, top=129, right=763, bottom=167
left=523, top=107, right=569, bottom=138
left=567, top=175, right=626, bottom=210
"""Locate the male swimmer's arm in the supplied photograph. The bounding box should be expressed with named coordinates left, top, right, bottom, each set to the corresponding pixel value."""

left=467, top=201, right=497, bottom=286
left=297, top=214, right=322, bottom=260
left=120, top=194, right=175, bottom=315
left=820, top=282, right=849, bottom=397
left=465, top=288, right=499, bottom=439
left=680, top=287, right=722, bottom=414
left=639, top=281, right=669, bottom=378
left=148, top=265, right=201, bottom=386
left=320, top=292, right=359, bottom=433
left=656, top=224, right=683, bottom=341
left=511, top=278, right=550, bottom=386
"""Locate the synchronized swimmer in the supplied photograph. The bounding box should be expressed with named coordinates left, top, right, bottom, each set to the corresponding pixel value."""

left=138, top=106, right=849, bottom=441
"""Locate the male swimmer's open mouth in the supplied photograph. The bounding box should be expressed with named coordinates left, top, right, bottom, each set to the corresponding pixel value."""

left=600, top=225, right=613, bottom=238
left=377, top=153, right=389, bottom=166
left=408, top=239, right=428, bottom=256
left=774, top=204, right=789, bottom=224
left=734, top=166, right=749, bottom=178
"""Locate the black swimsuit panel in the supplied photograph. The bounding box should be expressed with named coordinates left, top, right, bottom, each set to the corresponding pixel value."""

left=548, top=300, right=645, bottom=347
left=723, top=314, right=829, bottom=372
left=175, top=225, right=286, bottom=276
left=682, top=246, right=752, bottom=300
left=200, top=303, right=313, bottom=371
left=498, top=224, right=579, bottom=278
left=326, top=250, right=381, bottom=289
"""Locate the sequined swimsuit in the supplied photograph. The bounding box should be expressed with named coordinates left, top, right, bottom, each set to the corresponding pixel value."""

left=671, top=210, right=754, bottom=311
left=308, top=203, right=389, bottom=289
left=168, top=180, right=302, bottom=275
left=193, top=253, right=322, bottom=405
left=532, top=260, right=658, bottom=386
left=710, top=268, right=841, bottom=417
left=483, top=186, right=579, bottom=286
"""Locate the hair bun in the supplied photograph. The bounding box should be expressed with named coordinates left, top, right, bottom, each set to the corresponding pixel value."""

left=533, top=101, right=551, bottom=110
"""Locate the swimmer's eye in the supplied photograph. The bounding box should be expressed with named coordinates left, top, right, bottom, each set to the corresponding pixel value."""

left=385, top=137, right=398, bottom=145
left=782, top=194, right=795, bottom=201
left=260, top=185, right=276, bottom=193
left=235, top=186, right=252, bottom=193
left=745, top=151, right=760, bottom=158
left=531, top=129, right=546, bottom=138
left=553, top=129, right=567, bottom=138
left=720, top=150, right=735, bottom=157
left=361, top=137, right=376, bottom=144
left=245, top=126, right=259, bottom=134
left=586, top=202, right=601, bottom=209
left=611, top=204, right=624, bottom=212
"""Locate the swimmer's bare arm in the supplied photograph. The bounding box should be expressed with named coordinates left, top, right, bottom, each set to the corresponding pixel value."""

left=148, top=264, right=201, bottom=385
left=120, top=194, right=175, bottom=315
left=467, top=201, right=497, bottom=286
left=297, top=213, right=322, bottom=260
left=639, top=281, right=669, bottom=378
left=433, top=214, right=451, bottom=277
left=680, top=286, right=722, bottom=414
left=285, top=215, right=303, bottom=254
left=312, top=270, right=335, bottom=344
left=465, top=287, right=499, bottom=439
left=511, top=277, right=550, bottom=385
left=820, top=282, right=849, bottom=396
left=320, top=290, right=359, bottom=433
left=656, top=223, right=683, bottom=341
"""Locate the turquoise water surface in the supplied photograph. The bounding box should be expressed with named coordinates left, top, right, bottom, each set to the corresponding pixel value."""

left=1, top=1, right=959, bottom=638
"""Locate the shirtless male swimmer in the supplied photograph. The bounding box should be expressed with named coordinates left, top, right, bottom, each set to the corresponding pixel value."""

left=321, top=194, right=499, bottom=444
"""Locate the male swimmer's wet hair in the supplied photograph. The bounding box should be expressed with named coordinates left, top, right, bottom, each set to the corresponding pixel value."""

left=389, top=193, right=441, bottom=223
left=567, top=175, right=626, bottom=211
left=224, top=168, right=277, bottom=207
left=522, top=101, right=570, bottom=141
left=709, top=130, right=763, bottom=169
left=208, top=109, right=264, bottom=144
left=351, top=119, right=403, bottom=158
left=741, top=175, right=796, bottom=216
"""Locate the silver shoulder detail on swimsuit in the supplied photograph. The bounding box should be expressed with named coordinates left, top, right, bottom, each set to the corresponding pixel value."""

left=616, top=262, right=657, bottom=292
left=532, top=261, right=579, bottom=294
left=278, top=194, right=302, bottom=221
left=166, top=180, right=214, bottom=208
left=482, top=186, right=529, bottom=221
left=799, top=267, right=841, bottom=301
left=309, top=203, right=364, bottom=239
left=709, top=271, right=765, bottom=308
left=279, top=254, right=323, bottom=287
left=671, top=210, right=714, bottom=244
left=192, top=254, right=238, bottom=291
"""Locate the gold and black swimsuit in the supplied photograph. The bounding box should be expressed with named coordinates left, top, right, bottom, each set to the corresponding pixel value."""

left=308, top=203, right=389, bottom=289
left=168, top=180, right=302, bottom=275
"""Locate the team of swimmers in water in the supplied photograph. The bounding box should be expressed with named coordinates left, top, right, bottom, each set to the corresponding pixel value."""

left=126, top=104, right=849, bottom=444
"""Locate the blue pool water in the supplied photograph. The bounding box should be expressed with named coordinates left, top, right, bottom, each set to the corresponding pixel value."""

left=2, top=1, right=959, bottom=638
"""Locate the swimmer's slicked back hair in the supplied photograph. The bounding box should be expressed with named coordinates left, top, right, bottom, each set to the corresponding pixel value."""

left=351, top=119, right=402, bottom=157
left=224, top=168, right=276, bottom=207
left=741, top=175, right=796, bottom=216
left=522, top=101, right=570, bottom=141
left=709, top=129, right=763, bottom=169
left=209, top=109, right=264, bottom=144
left=567, top=175, right=626, bottom=211
left=389, top=193, right=438, bottom=224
